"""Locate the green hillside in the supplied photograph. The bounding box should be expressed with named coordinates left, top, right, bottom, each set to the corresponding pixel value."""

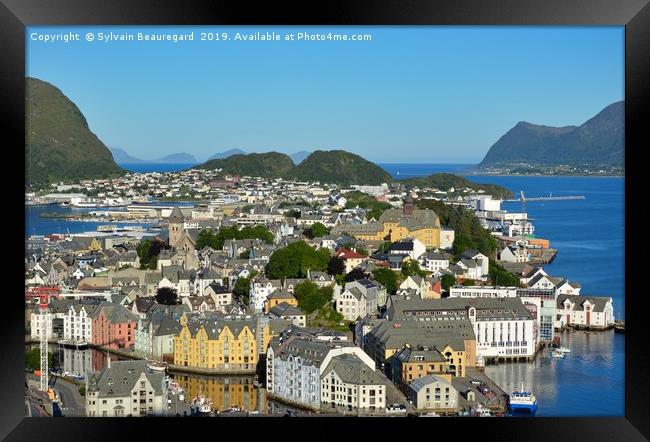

left=289, top=150, right=392, bottom=185
left=195, top=152, right=295, bottom=178
left=26, top=77, right=125, bottom=186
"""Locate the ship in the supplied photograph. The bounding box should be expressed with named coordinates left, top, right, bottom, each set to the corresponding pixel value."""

left=190, top=396, right=213, bottom=416
left=509, top=382, right=538, bottom=414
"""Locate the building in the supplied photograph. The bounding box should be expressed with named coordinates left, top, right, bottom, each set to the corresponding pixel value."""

left=266, top=335, right=375, bottom=410
left=449, top=285, right=518, bottom=299
left=420, top=250, right=449, bottom=273
left=320, top=353, right=386, bottom=414
left=264, top=289, right=298, bottom=313
left=387, top=238, right=426, bottom=260
left=269, top=302, right=306, bottom=327
left=250, top=277, right=283, bottom=312
left=85, top=360, right=166, bottom=417
left=555, top=294, right=615, bottom=330
left=363, top=318, right=476, bottom=378
left=407, top=374, right=458, bottom=413
left=334, top=287, right=367, bottom=321
left=385, top=297, right=536, bottom=362
left=173, top=317, right=259, bottom=371
left=390, top=344, right=449, bottom=392
left=63, top=301, right=100, bottom=345
left=332, top=197, right=442, bottom=248
left=91, top=302, right=139, bottom=349
left=334, top=248, right=366, bottom=274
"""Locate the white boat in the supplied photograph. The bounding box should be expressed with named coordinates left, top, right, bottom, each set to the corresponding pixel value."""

left=550, top=350, right=566, bottom=358
left=191, top=396, right=213, bottom=416
left=146, top=361, right=167, bottom=372
left=509, top=382, right=538, bottom=414
left=556, top=346, right=571, bottom=353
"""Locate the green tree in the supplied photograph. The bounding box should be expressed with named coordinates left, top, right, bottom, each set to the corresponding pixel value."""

left=441, top=274, right=456, bottom=291
left=294, top=281, right=333, bottom=314
left=25, top=348, right=53, bottom=371
left=372, top=268, right=399, bottom=293
left=137, top=239, right=152, bottom=269
left=489, top=262, right=521, bottom=287
left=234, top=277, right=251, bottom=298
left=305, top=222, right=330, bottom=239
left=401, top=260, right=425, bottom=278
left=265, top=241, right=330, bottom=279
left=155, top=287, right=179, bottom=305
left=327, top=256, right=346, bottom=276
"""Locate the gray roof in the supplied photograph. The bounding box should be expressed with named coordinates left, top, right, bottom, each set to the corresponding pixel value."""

left=410, top=375, right=454, bottom=392
left=322, top=353, right=385, bottom=386
left=367, top=319, right=475, bottom=352
left=182, top=317, right=256, bottom=339
left=393, top=345, right=447, bottom=364
left=270, top=302, right=304, bottom=317
left=272, top=335, right=355, bottom=366
left=388, top=297, right=534, bottom=322
left=557, top=294, right=611, bottom=312
left=88, top=360, right=165, bottom=398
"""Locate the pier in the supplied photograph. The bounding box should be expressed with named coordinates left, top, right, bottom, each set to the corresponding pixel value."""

left=504, top=195, right=585, bottom=202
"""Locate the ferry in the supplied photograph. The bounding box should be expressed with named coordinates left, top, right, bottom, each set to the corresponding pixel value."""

left=190, top=396, right=213, bottom=416
left=509, top=382, right=537, bottom=414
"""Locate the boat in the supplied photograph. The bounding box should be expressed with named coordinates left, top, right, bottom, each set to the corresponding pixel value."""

left=190, top=396, right=213, bottom=416
left=509, top=382, right=538, bottom=414
left=475, top=404, right=492, bottom=417
left=146, top=361, right=167, bottom=372
left=550, top=350, right=565, bottom=358
left=556, top=346, right=571, bottom=353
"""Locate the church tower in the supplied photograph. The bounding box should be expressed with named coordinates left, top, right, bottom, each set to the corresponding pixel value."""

left=403, top=195, right=415, bottom=216
left=167, top=206, right=185, bottom=248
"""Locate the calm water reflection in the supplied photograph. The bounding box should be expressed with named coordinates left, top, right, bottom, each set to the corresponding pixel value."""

left=485, top=329, right=624, bottom=416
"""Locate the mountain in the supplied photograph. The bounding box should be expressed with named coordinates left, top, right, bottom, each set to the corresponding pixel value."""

left=290, top=151, right=311, bottom=165
left=290, top=150, right=392, bottom=185
left=110, top=148, right=198, bottom=164
left=26, top=77, right=125, bottom=185
left=208, top=148, right=246, bottom=160
left=110, top=148, right=146, bottom=164
left=155, top=153, right=197, bottom=163
left=479, top=101, right=624, bottom=168
left=196, top=152, right=295, bottom=178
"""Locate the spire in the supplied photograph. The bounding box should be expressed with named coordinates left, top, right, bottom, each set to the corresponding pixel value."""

left=168, top=206, right=185, bottom=224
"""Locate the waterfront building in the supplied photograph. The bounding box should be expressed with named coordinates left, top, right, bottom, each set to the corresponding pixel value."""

left=266, top=335, right=373, bottom=409
left=555, top=294, right=615, bottom=329
left=63, top=301, right=101, bottom=345
left=173, top=317, right=258, bottom=371
left=449, top=285, right=518, bottom=299
left=331, top=197, right=442, bottom=248
left=407, top=374, right=458, bottom=413
left=517, top=287, right=557, bottom=343
left=363, top=318, right=476, bottom=378
left=385, top=297, right=537, bottom=361
left=86, top=360, right=166, bottom=417
left=320, top=353, right=386, bottom=413
left=91, top=302, right=139, bottom=349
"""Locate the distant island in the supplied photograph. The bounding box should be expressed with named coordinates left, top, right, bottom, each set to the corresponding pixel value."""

left=478, top=101, right=624, bottom=176
left=110, top=148, right=198, bottom=165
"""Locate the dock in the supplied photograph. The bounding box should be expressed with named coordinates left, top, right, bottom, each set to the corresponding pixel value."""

left=504, top=195, right=585, bottom=202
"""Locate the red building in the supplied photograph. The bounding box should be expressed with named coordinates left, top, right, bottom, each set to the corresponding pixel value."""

left=91, top=302, right=138, bottom=349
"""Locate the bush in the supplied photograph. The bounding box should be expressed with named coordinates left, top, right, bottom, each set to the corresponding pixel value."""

left=78, top=386, right=86, bottom=396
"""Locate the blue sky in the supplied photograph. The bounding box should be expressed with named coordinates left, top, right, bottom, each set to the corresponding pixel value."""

left=26, top=26, right=624, bottom=163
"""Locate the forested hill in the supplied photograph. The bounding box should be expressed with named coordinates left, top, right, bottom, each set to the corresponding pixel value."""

left=26, top=77, right=125, bottom=186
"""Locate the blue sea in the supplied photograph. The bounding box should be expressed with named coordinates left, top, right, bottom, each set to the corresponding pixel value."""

left=25, top=163, right=624, bottom=416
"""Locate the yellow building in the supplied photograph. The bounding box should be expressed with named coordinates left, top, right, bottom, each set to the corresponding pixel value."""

left=391, top=344, right=450, bottom=392
left=173, top=317, right=258, bottom=372
left=333, top=197, right=441, bottom=248
left=263, top=290, right=298, bottom=313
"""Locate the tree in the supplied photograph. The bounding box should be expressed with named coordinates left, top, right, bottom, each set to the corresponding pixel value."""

left=294, top=281, right=333, bottom=314
left=136, top=239, right=161, bottom=270
left=155, top=287, right=178, bottom=305
left=372, top=268, right=399, bottom=293
left=306, top=222, right=329, bottom=239
left=234, top=277, right=251, bottom=298
left=25, top=348, right=53, bottom=371
left=265, top=241, right=330, bottom=279
left=401, top=260, right=425, bottom=278
left=327, top=256, right=346, bottom=276
left=441, top=274, right=456, bottom=291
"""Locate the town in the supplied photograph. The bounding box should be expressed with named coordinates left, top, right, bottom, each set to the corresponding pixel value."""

left=24, top=169, right=618, bottom=417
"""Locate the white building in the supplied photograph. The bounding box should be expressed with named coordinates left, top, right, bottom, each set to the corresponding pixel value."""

left=249, top=277, right=282, bottom=312
left=555, top=294, right=614, bottom=329
left=63, top=302, right=99, bottom=344
left=86, top=360, right=167, bottom=417
left=334, top=287, right=367, bottom=321
left=420, top=251, right=449, bottom=273
left=439, top=228, right=455, bottom=250
left=407, top=374, right=458, bottom=412
left=449, top=285, right=518, bottom=299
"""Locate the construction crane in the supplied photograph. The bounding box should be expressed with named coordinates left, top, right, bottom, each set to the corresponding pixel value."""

left=25, top=286, right=60, bottom=392
left=520, top=190, right=527, bottom=244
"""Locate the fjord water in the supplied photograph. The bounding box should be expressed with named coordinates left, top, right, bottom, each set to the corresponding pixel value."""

left=384, top=164, right=624, bottom=416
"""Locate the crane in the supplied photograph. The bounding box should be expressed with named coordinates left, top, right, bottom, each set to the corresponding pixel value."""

left=25, top=286, right=60, bottom=392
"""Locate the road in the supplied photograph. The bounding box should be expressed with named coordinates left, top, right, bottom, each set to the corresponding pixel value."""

left=50, top=376, right=85, bottom=416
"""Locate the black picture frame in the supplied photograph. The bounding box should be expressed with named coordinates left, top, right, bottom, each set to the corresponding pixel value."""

left=2, top=1, right=648, bottom=440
